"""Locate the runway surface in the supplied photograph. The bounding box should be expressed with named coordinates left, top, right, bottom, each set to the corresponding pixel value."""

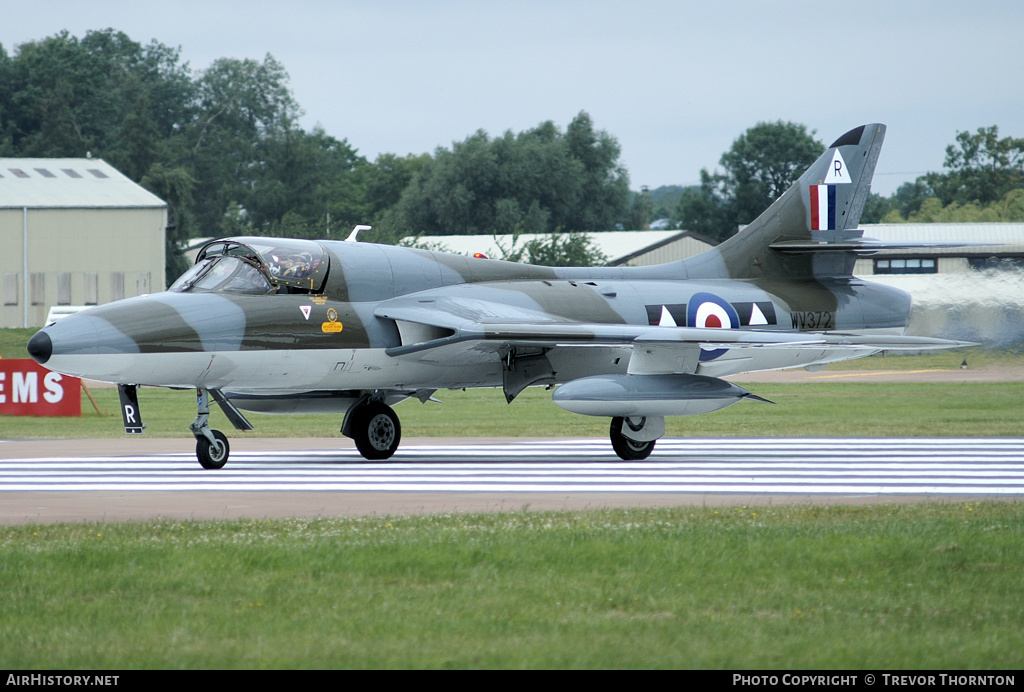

left=1, top=437, right=1022, bottom=523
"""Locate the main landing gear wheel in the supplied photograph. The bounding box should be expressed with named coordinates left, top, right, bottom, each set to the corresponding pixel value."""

left=610, top=417, right=656, bottom=461
left=351, top=401, right=401, bottom=460
left=196, top=429, right=230, bottom=469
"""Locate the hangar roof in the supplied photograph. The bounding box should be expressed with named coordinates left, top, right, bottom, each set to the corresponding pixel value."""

left=860, top=223, right=1024, bottom=256
left=401, top=230, right=717, bottom=265
left=0, top=158, right=166, bottom=209
left=861, top=222, right=1024, bottom=244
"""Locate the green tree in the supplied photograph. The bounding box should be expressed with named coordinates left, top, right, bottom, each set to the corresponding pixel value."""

left=925, top=126, right=1024, bottom=206
left=862, top=180, right=935, bottom=223
left=396, top=112, right=629, bottom=236
left=346, top=153, right=433, bottom=242
left=0, top=30, right=193, bottom=163
left=245, top=124, right=365, bottom=236
left=140, top=163, right=198, bottom=282
left=362, top=153, right=431, bottom=218
left=113, top=92, right=161, bottom=181
left=871, top=126, right=1024, bottom=224
left=564, top=112, right=630, bottom=232
left=0, top=42, right=15, bottom=154
left=488, top=230, right=607, bottom=267
left=882, top=188, right=1024, bottom=224
left=676, top=121, right=823, bottom=241
left=673, top=171, right=734, bottom=239
left=521, top=232, right=608, bottom=267
left=623, top=186, right=652, bottom=230
left=183, top=54, right=301, bottom=234
left=649, top=185, right=685, bottom=224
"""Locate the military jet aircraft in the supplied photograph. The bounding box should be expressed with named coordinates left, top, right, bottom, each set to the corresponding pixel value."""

left=28, top=124, right=969, bottom=468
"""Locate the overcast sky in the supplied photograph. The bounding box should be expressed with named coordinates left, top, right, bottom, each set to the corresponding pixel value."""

left=2, top=0, right=1022, bottom=196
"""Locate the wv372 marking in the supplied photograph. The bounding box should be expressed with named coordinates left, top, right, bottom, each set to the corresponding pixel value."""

left=790, top=311, right=835, bottom=330
left=28, top=124, right=973, bottom=468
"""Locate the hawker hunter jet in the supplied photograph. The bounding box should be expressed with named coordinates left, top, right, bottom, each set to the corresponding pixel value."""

left=29, top=124, right=968, bottom=468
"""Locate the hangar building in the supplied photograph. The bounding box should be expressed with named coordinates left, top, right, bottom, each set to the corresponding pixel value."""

left=0, top=158, right=167, bottom=328
left=856, top=223, right=1024, bottom=276
left=400, top=230, right=718, bottom=266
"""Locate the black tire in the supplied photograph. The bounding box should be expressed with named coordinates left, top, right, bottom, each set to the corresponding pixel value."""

left=352, top=402, right=401, bottom=460
left=196, top=430, right=230, bottom=469
left=610, top=417, right=656, bottom=461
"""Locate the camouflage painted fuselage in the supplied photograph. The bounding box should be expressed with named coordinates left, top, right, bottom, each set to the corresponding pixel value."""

left=30, top=123, right=925, bottom=418
left=34, top=238, right=909, bottom=396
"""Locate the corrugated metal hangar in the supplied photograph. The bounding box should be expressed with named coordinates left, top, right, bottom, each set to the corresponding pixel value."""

left=0, top=158, right=167, bottom=328
left=401, top=230, right=719, bottom=266
left=856, top=223, right=1024, bottom=276
left=406, top=224, right=1024, bottom=272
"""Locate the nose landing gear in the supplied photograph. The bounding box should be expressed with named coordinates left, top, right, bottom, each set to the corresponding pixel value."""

left=189, top=388, right=252, bottom=469
left=190, top=389, right=229, bottom=469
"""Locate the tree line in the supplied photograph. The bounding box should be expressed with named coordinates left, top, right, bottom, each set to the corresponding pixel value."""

left=1, top=30, right=1021, bottom=279
left=0, top=30, right=635, bottom=280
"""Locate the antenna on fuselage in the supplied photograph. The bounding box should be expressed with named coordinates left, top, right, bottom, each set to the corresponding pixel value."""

left=346, top=225, right=372, bottom=242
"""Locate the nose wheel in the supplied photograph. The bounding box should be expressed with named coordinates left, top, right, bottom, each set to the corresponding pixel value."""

left=190, top=388, right=231, bottom=469
left=196, top=430, right=230, bottom=469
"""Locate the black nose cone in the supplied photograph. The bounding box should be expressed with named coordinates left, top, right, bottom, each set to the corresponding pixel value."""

left=27, top=331, right=52, bottom=365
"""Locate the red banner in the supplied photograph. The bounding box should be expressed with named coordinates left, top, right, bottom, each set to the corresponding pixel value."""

left=0, top=359, right=81, bottom=417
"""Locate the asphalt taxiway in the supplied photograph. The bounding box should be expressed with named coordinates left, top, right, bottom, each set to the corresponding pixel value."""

left=2, top=436, right=1022, bottom=524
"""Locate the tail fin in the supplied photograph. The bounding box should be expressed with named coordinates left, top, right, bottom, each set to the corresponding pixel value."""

left=705, top=123, right=886, bottom=280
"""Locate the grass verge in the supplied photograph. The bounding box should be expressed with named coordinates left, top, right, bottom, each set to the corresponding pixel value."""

left=3, top=380, right=1023, bottom=439
left=1, top=503, right=1021, bottom=669
left=0, top=328, right=37, bottom=360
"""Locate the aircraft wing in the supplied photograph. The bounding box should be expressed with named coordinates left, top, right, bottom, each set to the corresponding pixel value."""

left=374, top=295, right=970, bottom=370
left=770, top=238, right=1001, bottom=254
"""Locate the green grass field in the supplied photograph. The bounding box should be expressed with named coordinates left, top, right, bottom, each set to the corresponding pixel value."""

left=0, top=328, right=37, bottom=360
left=0, top=377, right=1019, bottom=440
left=4, top=330, right=1024, bottom=669
left=4, top=377, right=1024, bottom=440
left=1, top=503, right=1021, bottom=669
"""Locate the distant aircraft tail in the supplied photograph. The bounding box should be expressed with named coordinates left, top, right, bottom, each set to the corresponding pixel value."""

left=689, top=123, right=887, bottom=280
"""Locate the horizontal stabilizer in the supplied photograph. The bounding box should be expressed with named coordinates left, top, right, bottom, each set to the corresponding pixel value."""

left=770, top=235, right=999, bottom=255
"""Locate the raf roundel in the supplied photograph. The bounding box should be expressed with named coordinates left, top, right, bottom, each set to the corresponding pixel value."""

left=687, top=292, right=738, bottom=329
left=687, top=292, right=739, bottom=360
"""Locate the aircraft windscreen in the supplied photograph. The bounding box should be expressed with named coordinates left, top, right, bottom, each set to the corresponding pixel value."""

left=169, top=256, right=274, bottom=294
left=230, top=238, right=328, bottom=291
left=179, top=237, right=329, bottom=293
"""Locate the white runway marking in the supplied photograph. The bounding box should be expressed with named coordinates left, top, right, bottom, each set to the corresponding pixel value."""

left=2, top=438, right=1023, bottom=494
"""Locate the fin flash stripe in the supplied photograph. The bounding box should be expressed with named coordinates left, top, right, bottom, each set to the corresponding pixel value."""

left=810, top=184, right=837, bottom=231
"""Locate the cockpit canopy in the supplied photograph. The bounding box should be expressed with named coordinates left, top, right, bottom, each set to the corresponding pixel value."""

left=169, top=237, right=329, bottom=295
